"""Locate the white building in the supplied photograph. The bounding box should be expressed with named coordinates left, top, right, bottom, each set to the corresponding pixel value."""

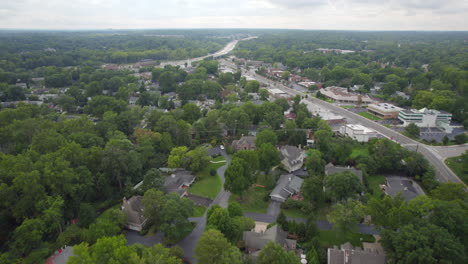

left=340, top=124, right=378, bottom=142
left=398, top=108, right=453, bottom=132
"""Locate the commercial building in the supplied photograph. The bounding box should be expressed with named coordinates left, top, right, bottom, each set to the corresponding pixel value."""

left=339, top=124, right=379, bottom=143
left=398, top=108, right=453, bottom=132
left=320, top=86, right=376, bottom=104
left=367, top=103, right=403, bottom=119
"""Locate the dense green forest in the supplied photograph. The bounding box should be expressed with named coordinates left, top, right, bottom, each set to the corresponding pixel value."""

left=235, top=31, right=468, bottom=126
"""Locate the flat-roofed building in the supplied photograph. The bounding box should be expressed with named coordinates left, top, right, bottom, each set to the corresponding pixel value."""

left=320, top=86, right=376, bottom=104
left=368, top=103, right=403, bottom=119
left=340, top=124, right=378, bottom=142
left=398, top=108, right=453, bottom=132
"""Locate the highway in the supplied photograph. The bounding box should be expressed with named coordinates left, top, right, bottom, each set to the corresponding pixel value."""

left=158, top=36, right=257, bottom=68
left=219, top=59, right=464, bottom=184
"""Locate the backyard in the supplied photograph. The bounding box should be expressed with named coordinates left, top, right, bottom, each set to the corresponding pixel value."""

left=367, top=175, right=386, bottom=200
left=319, top=230, right=375, bottom=247
left=229, top=186, right=270, bottom=213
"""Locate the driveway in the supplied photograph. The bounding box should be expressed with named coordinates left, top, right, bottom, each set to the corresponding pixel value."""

left=267, top=201, right=281, bottom=217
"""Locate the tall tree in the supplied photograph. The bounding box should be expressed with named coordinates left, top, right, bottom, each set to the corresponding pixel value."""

left=224, top=157, right=251, bottom=197
left=142, top=189, right=166, bottom=227
left=258, top=143, right=280, bottom=172
left=328, top=199, right=364, bottom=235
left=195, top=229, right=243, bottom=264
left=324, top=171, right=363, bottom=201
left=256, top=241, right=301, bottom=264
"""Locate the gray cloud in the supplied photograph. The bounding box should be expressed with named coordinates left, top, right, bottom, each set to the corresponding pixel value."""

left=0, top=0, right=466, bottom=30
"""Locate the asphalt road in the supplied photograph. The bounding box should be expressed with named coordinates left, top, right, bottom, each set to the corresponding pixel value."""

left=158, top=36, right=257, bottom=68
left=233, top=64, right=464, bottom=184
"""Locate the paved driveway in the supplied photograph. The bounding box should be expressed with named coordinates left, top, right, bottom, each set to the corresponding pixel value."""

left=267, top=201, right=281, bottom=217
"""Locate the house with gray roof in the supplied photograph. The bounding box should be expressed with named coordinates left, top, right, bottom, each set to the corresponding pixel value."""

left=280, top=145, right=305, bottom=173
left=121, top=196, right=147, bottom=232
left=325, top=163, right=363, bottom=183
left=243, top=225, right=297, bottom=262
left=270, top=174, right=304, bottom=203
left=232, top=136, right=256, bottom=151
left=328, top=242, right=386, bottom=264
left=382, top=176, right=425, bottom=202
left=163, top=169, right=196, bottom=197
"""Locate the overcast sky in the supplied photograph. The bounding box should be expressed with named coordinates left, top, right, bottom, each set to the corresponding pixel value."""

left=1, top=0, right=467, bottom=30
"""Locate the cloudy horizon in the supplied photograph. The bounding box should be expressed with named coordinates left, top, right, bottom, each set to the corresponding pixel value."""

left=1, top=0, right=467, bottom=31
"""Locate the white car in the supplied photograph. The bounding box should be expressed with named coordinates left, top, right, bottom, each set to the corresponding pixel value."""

left=220, top=145, right=224, bottom=150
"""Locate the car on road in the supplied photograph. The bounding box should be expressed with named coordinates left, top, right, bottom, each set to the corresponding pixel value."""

left=220, top=145, right=224, bottom=150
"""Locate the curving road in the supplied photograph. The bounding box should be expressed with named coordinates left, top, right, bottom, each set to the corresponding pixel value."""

left=170, top=150, right=231, bottom=264
left=159, top=36, right=257, bottom=68
left=227, top=61, right=464, bottom=184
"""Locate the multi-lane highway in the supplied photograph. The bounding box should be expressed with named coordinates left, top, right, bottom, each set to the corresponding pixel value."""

left=219, top=59, right=465, bottom=184
left=158, top=36, right=257, bottom=68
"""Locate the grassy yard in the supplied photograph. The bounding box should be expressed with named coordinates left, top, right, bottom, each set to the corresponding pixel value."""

left=340, top=105, right=356, bottom=109
left=283, top=208, right=311, bottom=219
left=349, top=146, right=369, bottom=160
left=189, top=160, right=225, bottom=199
left=230, top=186, right=269, bottom=213
left=319, top=230, right=375, bottom=247
left=367, top=175, right=386, bottom=199
left=212, top=155, right=226, bottom=163
left=357, top=112, right=382, bottom=120
left=192, top=205, right=207, bottom=217
left=445, top=156, right=468, bottom=184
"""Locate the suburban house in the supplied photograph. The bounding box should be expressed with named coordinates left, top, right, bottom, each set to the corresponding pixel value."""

left=270, top=174, right=304, bottom=203
left=381, top=176, right=425, bottom=202
left=398, top=108, right=453, bottom=132
left=121, top=196, right=147, bottom=232
left=280, top=145, right=305, bottom=173
left=328, top=242, right=386, bottom=264
left=163, top=169, right=196, bottom=197
left=367, top=103, right=403, bottom=119
left=268, top=88, right=291, bottom=99
left=232, top=136, right=256, bottom=151
left=325, top=163, right=363, bottom=183
left=320, top=86, right=376, bottom=104
left=243, top=225, right=297, bottom=262
left=339, top=124, right=379, bottom=143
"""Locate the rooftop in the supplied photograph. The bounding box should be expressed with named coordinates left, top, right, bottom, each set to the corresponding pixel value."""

left=368, top=103, right=403, bottom=112
left=383, top=176, right=425, bottom=201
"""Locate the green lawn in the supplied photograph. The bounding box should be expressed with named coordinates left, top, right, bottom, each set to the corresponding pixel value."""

left=367, top=175, right=386, bottom=199
left=189, top=174, right=222, bottom=199
left=445, top=156, right=468, bottom=184
left=340, top=105, right=356, bottom=109
left=319, top=230, right=375, bottom=247
left=230, top=186, right=269, bottom=213
left=189, top=161, right=225, bottom=199
left=212, top=155, right=226, bottom=163
left=192, top=205, right=207, bottom=217
left=283, top=208, right=310, bottom=219
left=349, top=146, right=369, bottom=160
left=357, top=112, right=382, bottom=120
